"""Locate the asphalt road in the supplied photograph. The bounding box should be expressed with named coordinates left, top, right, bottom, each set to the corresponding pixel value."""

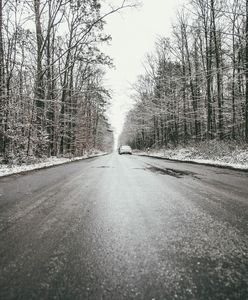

left=0, top=153, right=247, bottom=300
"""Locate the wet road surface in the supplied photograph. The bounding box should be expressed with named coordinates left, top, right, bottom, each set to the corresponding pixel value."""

left=0, top=153, right=247, bottom=299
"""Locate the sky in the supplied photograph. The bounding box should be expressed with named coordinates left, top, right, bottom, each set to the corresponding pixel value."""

left=102, top=0, right=185, bottom=145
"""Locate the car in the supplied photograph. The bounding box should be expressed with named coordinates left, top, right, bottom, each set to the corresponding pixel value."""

left=118, top=145, right=132, bottom=155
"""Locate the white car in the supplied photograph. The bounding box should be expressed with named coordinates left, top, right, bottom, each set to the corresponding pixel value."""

left=118, top=145, right=132, bottom=155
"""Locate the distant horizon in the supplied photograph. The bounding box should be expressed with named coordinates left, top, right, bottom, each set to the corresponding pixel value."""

left=102, top=0, right=184, bottom=147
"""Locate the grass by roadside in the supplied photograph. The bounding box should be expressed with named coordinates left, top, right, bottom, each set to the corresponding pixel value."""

left=134, top=141, right=248, bottom=170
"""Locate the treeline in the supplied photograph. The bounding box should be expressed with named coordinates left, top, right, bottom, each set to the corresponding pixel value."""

left=0, top=0, right=132, bottom=163
left=120, top=0, right=248, bottom=150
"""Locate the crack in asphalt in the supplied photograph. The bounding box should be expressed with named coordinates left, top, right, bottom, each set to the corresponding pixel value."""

left=96, top=166, right=112, bottom=169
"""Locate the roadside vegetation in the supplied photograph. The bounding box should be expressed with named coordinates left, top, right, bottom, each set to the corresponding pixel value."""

left=136, top=141, right=248, bottom=169
left=120, top=0, right=248, bottom=167
left=0, top=0, right=136, bottom=165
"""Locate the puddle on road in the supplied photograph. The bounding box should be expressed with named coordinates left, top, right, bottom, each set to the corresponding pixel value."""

left=146, top=164, right=199, bottom=179
left=95, top=165, right=198, bottom=179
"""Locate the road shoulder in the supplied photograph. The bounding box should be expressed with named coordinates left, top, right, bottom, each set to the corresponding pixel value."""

left=0, top=153, right=108, bottom=178
left=135, top=153, right=248, bottom=172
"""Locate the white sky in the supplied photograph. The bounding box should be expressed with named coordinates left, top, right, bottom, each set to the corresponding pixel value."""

left=102, top=0, right=185, bottom=144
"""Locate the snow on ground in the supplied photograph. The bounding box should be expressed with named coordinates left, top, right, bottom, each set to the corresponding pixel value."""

left=0, top=151, right=106, bottom=177
left=135, top=145, right=248, bottom=170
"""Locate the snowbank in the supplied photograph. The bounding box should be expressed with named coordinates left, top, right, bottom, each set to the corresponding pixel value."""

left=0, top=151, right=107, bottom=177
left=135, top=143, right=248, bottom=171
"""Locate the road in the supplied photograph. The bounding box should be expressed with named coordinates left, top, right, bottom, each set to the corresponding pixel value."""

left=0, top=153, right=247, bottom=299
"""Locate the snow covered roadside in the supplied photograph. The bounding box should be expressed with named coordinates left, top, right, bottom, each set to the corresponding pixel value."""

left=0, top=152, right=107, bottom=177
left=135, top=145, right=248, bottom=171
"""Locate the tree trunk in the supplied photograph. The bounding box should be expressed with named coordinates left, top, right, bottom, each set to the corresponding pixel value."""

left=205, top=20, right=213, bottom=139
left=232, top=21, right=236, bottom=139
left=183, top=24, right=199, bottom=140
left=33, top=0, right=45, bottom=156
left=181, top=25, right=188, bottom=143
left=0, top=0, right=5, bottom=152
left=211, top=0, right=224, bottom=139
left=245, top=0, right=248, bottom=142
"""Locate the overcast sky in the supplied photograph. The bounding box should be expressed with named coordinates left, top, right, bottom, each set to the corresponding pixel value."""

left=102, top=0, right=185, bottom=143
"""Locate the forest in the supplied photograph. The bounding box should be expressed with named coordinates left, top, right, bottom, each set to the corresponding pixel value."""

left=0, top=0, right=133, bottom=164
left=120, top=0, right=248, bottom=153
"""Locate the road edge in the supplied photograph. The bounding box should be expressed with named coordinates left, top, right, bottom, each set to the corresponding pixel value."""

left=135, top=154, right=248, bottom=172
left=0, top=153, right=109, bottom=178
